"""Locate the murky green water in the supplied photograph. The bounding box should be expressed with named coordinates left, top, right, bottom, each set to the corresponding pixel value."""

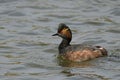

left=0, top=0, right=120, bottom=80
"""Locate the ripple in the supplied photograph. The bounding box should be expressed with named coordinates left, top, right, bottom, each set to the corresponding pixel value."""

left=35, top=17, right=52, bottom=22
left=46, top=14, right=75, bottom=19
left=84, top=21, right=107, bottom=26
left=8, top=11, right=25, bottom=16
left=4, top=72, right=20, bottom=76
left=0, top=26, right=5, bottom=29
left=111, top=8, right=120, bottom=16
left=26, top=6, right=53, bottom=9
left=0, top=10, right=14, bottom=15
left=0, top=0, right=18, bottom=3
left=0, top=46, right=14, bottom=49
left=106, top=29, right=120, bottom=34
left=25, top=62, right=61, bottom=70
left=82, top=40, right=107, bottom=45
left=18, top=32, right=39, bottom=35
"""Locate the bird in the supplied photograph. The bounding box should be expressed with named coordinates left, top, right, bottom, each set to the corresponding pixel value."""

left=52, top=23, right=107, bottom=62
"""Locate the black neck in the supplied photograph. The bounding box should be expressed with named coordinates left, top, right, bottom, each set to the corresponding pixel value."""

left=58, top=38, right=71, bottom=54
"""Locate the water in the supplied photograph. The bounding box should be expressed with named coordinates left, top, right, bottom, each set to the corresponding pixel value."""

left=0, top=0, right=120, bottom=80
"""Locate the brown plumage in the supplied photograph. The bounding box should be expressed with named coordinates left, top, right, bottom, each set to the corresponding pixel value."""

left=52, top=23, right=107, bottom=62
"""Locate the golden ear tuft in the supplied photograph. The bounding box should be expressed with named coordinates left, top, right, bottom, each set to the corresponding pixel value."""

left=60, top=28, right=68, bottom=34
left=63, top=28, right=69, bottom=32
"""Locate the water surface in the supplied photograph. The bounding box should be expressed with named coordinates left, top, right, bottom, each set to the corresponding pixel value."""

left=0, top=0, right=120, bottom=80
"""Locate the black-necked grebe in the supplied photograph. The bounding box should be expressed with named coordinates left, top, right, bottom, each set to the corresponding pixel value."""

left=52, top=23, right=107, bottom=62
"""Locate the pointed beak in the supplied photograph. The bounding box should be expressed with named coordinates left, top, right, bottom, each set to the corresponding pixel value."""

left=52, top=33, right=59, bottom=36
